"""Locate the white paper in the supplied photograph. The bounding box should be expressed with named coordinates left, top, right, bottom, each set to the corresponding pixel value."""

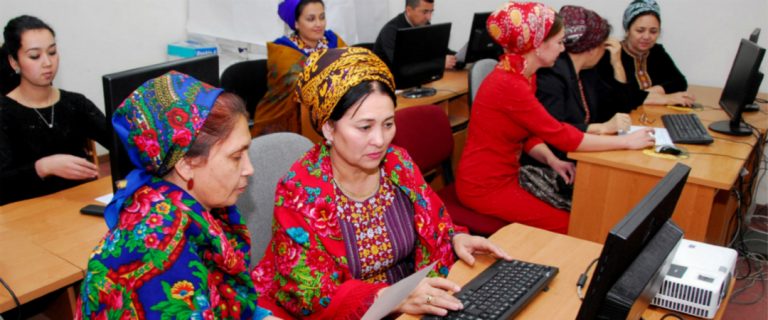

left=362, top=262, right=437, bottom=320
left=95, top=193, right=113, bottom=204
left=626, top=126, right=674, bottom=146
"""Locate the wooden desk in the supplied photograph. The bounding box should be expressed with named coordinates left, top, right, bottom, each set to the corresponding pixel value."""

left=398, top=224, right=731, bottom=320
left=0, top=178, right=110, bottom=315
left=568, top=85, right=767, bottom=245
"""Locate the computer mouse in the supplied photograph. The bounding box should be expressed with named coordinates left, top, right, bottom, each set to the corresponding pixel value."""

left=655, top=145, right=682, bottom=156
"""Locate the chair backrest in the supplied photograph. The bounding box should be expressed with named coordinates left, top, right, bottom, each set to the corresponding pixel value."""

left=468, top=58, right=497, bottom=109
left=391, top=105, right=455, bottom=183
left=220, top=59, right=268, bottom=120
left=236, top=132, right=314, bottom=266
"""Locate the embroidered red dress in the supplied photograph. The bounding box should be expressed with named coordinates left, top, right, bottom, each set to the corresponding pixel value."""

left=252, top=144, right=466, bottom=319
left=456, top=55, right=585, bottom=234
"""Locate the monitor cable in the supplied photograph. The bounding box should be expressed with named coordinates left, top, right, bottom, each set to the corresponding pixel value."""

left=576, top=258, right=599, bottom=300
left=0, top=276, right=21, bottom=320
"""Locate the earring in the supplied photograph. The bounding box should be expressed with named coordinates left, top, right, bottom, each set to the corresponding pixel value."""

left=13, top=68, right=19, bottom=74
left=325, top=139, right=333, bottom=146
left=187, top=178, right=194, bottom=190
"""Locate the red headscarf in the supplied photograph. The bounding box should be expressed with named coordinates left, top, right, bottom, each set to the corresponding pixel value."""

left=487, top=1, right=556, bottom=55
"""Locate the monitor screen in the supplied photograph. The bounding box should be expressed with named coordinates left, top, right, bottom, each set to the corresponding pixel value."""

left=710, top=39, right=765, bottom=136
left=392, top=22, right=452, bottom=98
left=576, top=163, right=691, bottom=320
left=463, top=12, right=503, bottom=65
left=102, top=55, right=220, bottom=192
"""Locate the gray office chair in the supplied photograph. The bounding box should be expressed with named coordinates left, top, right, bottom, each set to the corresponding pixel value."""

left=468, top=58, right=498, bottom=109
left=236, top=132, right=314, bottom=267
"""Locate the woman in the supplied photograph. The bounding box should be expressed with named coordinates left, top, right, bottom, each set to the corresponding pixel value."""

left=522, top=5, right=634, bottom=168
left=0, top=15, right=108, bottom=205
left=251, top=0, right=346, bottom=136
left=76, top=72, right=274, bottom=319
left=252, top=47, right=509, bottom=319
left=455, top=2, right=655, bottom=234
left=598, top=0, right=695, bottom=106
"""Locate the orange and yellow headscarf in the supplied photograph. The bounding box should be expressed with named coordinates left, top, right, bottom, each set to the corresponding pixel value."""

left=296, top=47, right=395, bottom=134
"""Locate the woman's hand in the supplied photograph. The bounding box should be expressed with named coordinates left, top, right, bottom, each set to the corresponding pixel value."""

left=604, top=113, right=631, bottom=135
left=665, top=91, right=696, bottom=107
left=604, top=38, right=626, bottom=83
left=622, top=128, right=656, bottom=150
left=547, top=158, right=575, bottom=184
left=452, top=233, right=512, bottom=267
left=645, top=85, right=666, bottom=94
left=393, top=277, right=464, bottom=316
left=35, top=154, right=98, bottom=180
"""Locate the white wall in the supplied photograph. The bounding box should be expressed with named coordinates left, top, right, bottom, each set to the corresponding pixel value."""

left=383, top=0, right=768, bottom=93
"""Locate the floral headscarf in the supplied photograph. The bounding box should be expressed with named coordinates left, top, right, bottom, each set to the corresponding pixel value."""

left=105, top=71, right=222, bottom=229
left=623, top=0, right=661, bottom=30
left=487, top=1, right=556, bottom=55
left=296, top=47, right=395, bottom=134
left=278, top=0, right=302, bottom=30
left=560, top=5, right=611, bottom=54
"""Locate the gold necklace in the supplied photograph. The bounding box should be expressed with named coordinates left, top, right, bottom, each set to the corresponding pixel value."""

left=333, top=174, right=381, bottom=201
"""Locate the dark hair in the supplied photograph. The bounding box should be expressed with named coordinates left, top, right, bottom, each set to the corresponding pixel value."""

left=406, top=0, right=433, bottom=8
left=185, top=92, right=249, bottom=162
left=295, top=0, right=325, bottom=24
left=318, top=80, right=397, bottom=134
left=544, top=13, right=564, bottom=41
left=1, top=15, right=55, bottom=94
left=627, top=11, right=660, bottom=30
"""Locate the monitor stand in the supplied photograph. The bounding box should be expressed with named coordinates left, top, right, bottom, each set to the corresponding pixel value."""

left=708, top=120, right=753, bottom=136
left=401, top=86, right=437, bottom=99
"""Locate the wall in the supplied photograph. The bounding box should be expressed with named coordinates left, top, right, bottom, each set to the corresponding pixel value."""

left=384, top=0, right=768, bottom=93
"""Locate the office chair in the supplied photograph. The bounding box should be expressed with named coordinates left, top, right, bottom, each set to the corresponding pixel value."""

left=235, top=132, right=313, bottom=266
left=468, top=58, right=497, bottom=109
left=220, top=59, right=268, bottom=121
left=391, top=105, right=508, bottom=236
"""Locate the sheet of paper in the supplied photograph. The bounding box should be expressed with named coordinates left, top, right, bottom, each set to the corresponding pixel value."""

left=95, top=193, right=113, bottom=204
left=626, top=126, right=674, bottom=146
left=362, top=262, right=437, bottom=320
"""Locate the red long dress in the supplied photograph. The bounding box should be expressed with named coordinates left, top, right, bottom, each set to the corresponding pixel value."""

left=456, top=57, right=585, bottom=234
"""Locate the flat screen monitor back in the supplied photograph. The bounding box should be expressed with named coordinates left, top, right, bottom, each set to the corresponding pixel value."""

left=749, top=28, right=760, bottom=43
left=392, top=22, right=451, bottom=98
left=710, top=39, right=765, bottom=136
left=102, top=55, right=220, bottom=192
left=463, top=12, right=503, bottom=65
left=576, top=163, right=691, bottom=320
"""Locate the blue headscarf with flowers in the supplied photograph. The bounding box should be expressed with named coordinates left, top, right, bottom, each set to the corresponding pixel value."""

left=623, top=0, right=661, bottom=30
left=105, top=71, right=222, bottom=230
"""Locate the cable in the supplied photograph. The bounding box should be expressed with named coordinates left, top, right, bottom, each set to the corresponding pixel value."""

left=660, top=313, right=684, bottom=320
left=0, top=276, right=21, bottom=320
left=576, top=258, right=599, bottom=300
left=712, top=136, right=756, bottom=148
left=687, top=152, right=747, bottom=161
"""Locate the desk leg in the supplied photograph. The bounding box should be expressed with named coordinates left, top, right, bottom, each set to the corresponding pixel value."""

left=42, top=286, right=76, bottom=320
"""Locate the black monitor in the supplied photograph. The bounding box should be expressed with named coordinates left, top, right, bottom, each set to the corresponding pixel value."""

left=576, top=163, right=691, bottom=320
left=709, top=39, right=765, bottom=136
left=455, top=12, right=503, bottom=69
left=102, top=55, right=220, bottom=193
left=749, top=28, right=760, bottom=43
left=392, top=22, right=452, bottom=99
left=745, top=28, right=763, bottom=113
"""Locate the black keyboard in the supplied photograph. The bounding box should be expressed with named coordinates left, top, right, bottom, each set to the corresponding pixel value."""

left=661, top=113, right=714, bottom=145
left=424, top=259, right=558, bottom=320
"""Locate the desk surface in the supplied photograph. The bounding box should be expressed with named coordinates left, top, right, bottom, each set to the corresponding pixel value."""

left=397, top=224, right=730, bottom=320
left=0, top=178, right=109, bottom=312
left=397, top=69, right=468, bottom=109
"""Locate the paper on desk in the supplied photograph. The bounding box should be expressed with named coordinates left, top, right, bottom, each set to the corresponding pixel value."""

left=95, top=193, right=113, bottom=204
left=362, top=262, right=436, bottom=320
left=626, top=126, right=674, bottom=146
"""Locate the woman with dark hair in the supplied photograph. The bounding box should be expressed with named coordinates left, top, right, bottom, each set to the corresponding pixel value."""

left=250, top=0, right=346, bottom=136
left=455, top=2, right=655, bottom=234
left=76, top=72, right=274, bottom=319
left=251, top=47, right=509, bottom=319
left=598, top=0, right=695, bottom=106
left=0, top=15, right=108, bottom=205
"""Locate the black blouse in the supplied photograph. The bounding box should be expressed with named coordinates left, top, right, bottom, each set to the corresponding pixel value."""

left=0, top=90, right=109, bottom=205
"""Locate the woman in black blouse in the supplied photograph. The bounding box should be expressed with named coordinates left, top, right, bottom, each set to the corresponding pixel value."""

left=0, top=15, right=108, bottom=205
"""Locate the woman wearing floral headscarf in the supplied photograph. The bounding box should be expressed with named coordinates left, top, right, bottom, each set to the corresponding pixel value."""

left=455, top=2, right=655, bottom=234
left=251, top=47, right=509, bottom=319
left=251, top=0, right=346, bottom=137
left=597, top=0, right=695, bottom=106
left=76, top=72, right=274, bottom=319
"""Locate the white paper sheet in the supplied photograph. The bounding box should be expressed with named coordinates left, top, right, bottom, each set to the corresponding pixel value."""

left=626, top=126, right=674, bottom=146
left=361, top=262, right=437, bottom=320
left=95, top=193, right=113, bottom=204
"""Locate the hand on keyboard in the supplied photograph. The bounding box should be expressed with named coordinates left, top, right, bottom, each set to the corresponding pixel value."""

left=393, top=277, right=464, bottom=317
left=452, top=233, right=512, bottom=266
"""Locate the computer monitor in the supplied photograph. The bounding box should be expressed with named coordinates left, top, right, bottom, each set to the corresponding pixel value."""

left=455, top=12, right=503, bottom=69
left=746, top=28, right=762, bottom=112
left=102, top=55, right=220, bottom=193
left=392, top=22, right=452, bottom=99
left=749, top=28, right=760, bottom=43
left=709, top=39, right=765, bottom=136
left=576, top=163, right=691, bottom=320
